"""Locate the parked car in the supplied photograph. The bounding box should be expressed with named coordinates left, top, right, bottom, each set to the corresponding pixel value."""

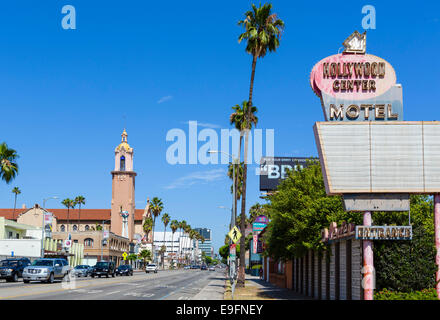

left=145, top=264, right=158, bottom=273
left=201, top=265, right=207, bottom=270
left=23, top=258, right=71, bottom=284
left=183, top=265, right=191, bottom=270
left=0, top=258, right=31, bottom=282
left=91, top=261, right=116, bottom=278
left=72, top=265, right=91, bottom=277
left=208, top=266, right=215, bottom=271
left=116, top=264, right=133, bottom=276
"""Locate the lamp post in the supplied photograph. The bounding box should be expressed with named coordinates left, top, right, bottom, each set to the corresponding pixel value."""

left=101, top=219, right=111, bottom=261
left=41, top=196, right=58, bottom=258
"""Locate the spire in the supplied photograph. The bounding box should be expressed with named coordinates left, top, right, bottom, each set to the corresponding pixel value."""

left=121, top=128, right=128, bottom=143
left=116, top=128, right=131, bottom=151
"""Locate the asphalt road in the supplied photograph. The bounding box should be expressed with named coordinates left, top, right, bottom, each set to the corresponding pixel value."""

left=0, top=269, right=225, bottom=300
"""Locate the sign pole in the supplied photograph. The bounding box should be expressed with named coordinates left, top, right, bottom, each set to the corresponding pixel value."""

left=434, top=194, right=440, bottom=299
left=363, top=211, right=374, bottom=300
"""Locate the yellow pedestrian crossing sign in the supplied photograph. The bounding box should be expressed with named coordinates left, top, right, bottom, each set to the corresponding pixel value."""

left=122, top=252, right=128, bottom=260
left=228, top=226, right=242, bottom=244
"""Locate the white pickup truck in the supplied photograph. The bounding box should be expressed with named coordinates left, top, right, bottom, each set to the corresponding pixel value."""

left=145, top=263, right=158, bottom=273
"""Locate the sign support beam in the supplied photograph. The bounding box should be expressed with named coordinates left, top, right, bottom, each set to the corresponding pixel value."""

left=434, top=194, right=440, bottom=299
left=363, top=211, right=374, bottom=300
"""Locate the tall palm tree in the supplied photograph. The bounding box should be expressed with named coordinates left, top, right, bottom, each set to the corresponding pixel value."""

left=0, top=143, right=19, bottom=184
left=179, top=220, right=187, bottom=265
left=170, top=220, right=179, bottom=267
left=74, top=196, right=86, bottom=232
left=184, top=225, right=192, bottom=264
left=161, top=213, right=170, bottom=269
left=237, top=2, right=284, bottom=287
left=61, top=198, right=75, bottom=232
left=12, top=187, right=21, bottom=220
left=149, top=197, right=164, bottom=263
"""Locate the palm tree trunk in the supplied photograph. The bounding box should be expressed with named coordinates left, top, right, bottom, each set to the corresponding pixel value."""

left=13, top=194, right=17, bottom=220
left=171, top=231, right=175, bottom=267
left=152, top=217, right=156, bottom=263
left=237, top=54, right=258, bottom=287
left=163, top=226, right=167, bottom=269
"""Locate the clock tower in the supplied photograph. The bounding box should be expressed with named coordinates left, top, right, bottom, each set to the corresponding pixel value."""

left=111, top=129, right=136, bottom=241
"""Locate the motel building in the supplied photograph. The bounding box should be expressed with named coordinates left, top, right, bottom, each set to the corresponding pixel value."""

left=0, top=129, right=154, bottom=266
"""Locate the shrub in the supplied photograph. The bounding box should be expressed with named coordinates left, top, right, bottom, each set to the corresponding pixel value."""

left=374, top=288, right=438, bottom=300
left=252, top=264, right=262, bottom=269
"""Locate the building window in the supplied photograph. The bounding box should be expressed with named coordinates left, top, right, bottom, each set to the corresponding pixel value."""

left=73, top=240, right=78, bottom=243
left=16, top=233, right=19, bottom=239
left=73, top=225, right=78, bottom=231
left=84, top=238, right=94, bottom=247
left=85, top=225, right=89, bottom=231
left=120, top=156, right=126, bottom=171
left=60, top=225, right=65, bottom=232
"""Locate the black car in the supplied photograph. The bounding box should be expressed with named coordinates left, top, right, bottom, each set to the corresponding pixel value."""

left=201, top=265, right=207, bottom=270
left=0, top=258, right=31, bottom=282
left=116, top=264, right=133, bottom=276
left=91, top=261, right=116, bottom=278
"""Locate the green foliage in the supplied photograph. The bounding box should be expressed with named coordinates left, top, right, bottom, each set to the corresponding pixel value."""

left=0, top=142, right=19, bottom=184
left=374, top=223, right=437, bottom=292
left=264, top=161, right=359, bottom=259
left=374, top=288, right=438, bottom=300
left=219, top=244, right=240, bottom=260
left=251, top=264, right=262, bottom=269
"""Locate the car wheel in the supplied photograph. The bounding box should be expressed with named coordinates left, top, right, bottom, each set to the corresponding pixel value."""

left=91, top=275, right=95, bottom=278
left=47, top=273, right=54, bottom=284
left=23, top=280, right=30, bottom=283
left=106, top=274, right=109, bottom=278
left=12, top=273, right=18, bottom=282
left=98, top=275, right=101, bottom=278
left=112, top=273, right=115, bottom=278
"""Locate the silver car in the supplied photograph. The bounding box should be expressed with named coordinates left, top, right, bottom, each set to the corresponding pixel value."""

left=23, top=258, right=71, bottom=283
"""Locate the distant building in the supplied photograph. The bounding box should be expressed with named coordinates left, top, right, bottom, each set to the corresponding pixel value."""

left=194, top=228, right=213, bottom=258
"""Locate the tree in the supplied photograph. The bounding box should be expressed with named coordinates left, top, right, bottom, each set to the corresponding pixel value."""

left=227, top=161, right=244, bottom=201
left=236, top=3, right=284, bottom=286
left=150, top=197, right=164, bottom=263
left=12, top=187, right=21, bottom=220
left=74, top=196, right=85, bottom=231
left=179, top=220, right=187, bottom=264
left=161, top=213, right=170, bottom=269
left=61, top=198, right=75, bottom=232
left=143, top=217, right=153, bottom=241
left=0, top=143, right=19, bottom=184
left=138, top=249, right=152, bottom=270
left=170, top=220, right=179, bottom=267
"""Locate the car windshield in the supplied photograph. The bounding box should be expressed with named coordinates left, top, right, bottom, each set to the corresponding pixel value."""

left=118, top=265, right=128, bottom=269
left=95, top=262, right=109, bottom=267
left=147, top=264, right=156, bottom=267
left=32, top=260, right=54, bottom=267
left=0, top=260, right=18, bottom=267
left=75, top=265, right=87, bottom=269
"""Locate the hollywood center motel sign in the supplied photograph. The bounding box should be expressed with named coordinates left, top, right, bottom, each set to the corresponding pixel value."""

left=311, top=31, right=440, bottom=300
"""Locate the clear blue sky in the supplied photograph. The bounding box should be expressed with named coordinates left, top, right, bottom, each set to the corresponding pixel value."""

left=0, top=0, right=439, bottom=253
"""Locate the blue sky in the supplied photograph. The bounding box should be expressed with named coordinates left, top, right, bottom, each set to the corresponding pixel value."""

left=0, top=0, right=439, bottom=252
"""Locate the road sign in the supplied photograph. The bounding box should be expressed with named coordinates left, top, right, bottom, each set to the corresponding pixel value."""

left=228, top=226, right=242, bottom=244
left=122, top=252, right=128, bottom=260
left=229, top=244, right=236, bottom=260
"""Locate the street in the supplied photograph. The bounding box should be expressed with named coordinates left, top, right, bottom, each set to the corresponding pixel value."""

left=0, top=269, right=224, bottom=300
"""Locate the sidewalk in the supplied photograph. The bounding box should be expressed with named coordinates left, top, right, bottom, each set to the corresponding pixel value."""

left=224, top=275, right=314, bottom=300
left=191, top=275, right=225, bottom=300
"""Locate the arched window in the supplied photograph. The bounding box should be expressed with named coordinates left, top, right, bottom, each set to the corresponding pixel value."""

left=73, top=225, right=78, bottom=231
left=60, top=225, right=65, bottom=232
left=120, top=156, right=126, bottom=171
left=85, top=225, right=89, bottom=231
left=84, top=238, right=94, bottom=247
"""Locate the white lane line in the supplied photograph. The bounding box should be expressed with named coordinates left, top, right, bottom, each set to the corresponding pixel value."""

left=88, top=290, right=103, bottom=294
left=105, top=291, right=121, bottom=295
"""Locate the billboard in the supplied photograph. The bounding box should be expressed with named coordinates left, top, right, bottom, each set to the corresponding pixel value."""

left=314, top=121, right=440, bottom=195
left=259, top=157, right=316, bottom=191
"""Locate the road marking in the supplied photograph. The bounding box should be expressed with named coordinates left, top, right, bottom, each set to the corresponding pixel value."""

left=87, top=290, right=103, bottom=294
left=105, top=291, right=120, bottom=295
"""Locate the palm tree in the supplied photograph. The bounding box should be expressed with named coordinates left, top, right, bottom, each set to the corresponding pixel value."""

left=179, top=220, right=187, bottom=265
left=0, top=143, right=19, bottom=184
left=12, top=187, right=21, bottom=220
left=61, top=198, right=75, bottom=232
left=184, top=225, right=192, bottom=264
left=161, top=213, right=170, bottom=269
left=170, top=220, right=179, bottom=267
left=237, top=2, right=284, bottom=287
left=149, top=197, right=164, bottom=263
left=74, top=196, right=86, bottom=232
left=143, top=217, right=153, bottom=242
left=138, top=249, right=152, bottom=270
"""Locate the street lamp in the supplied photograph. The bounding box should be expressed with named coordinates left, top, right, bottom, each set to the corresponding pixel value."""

left=101, top=219, right=111, bottom=261
left=41, top=196, right=58, bottom=258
